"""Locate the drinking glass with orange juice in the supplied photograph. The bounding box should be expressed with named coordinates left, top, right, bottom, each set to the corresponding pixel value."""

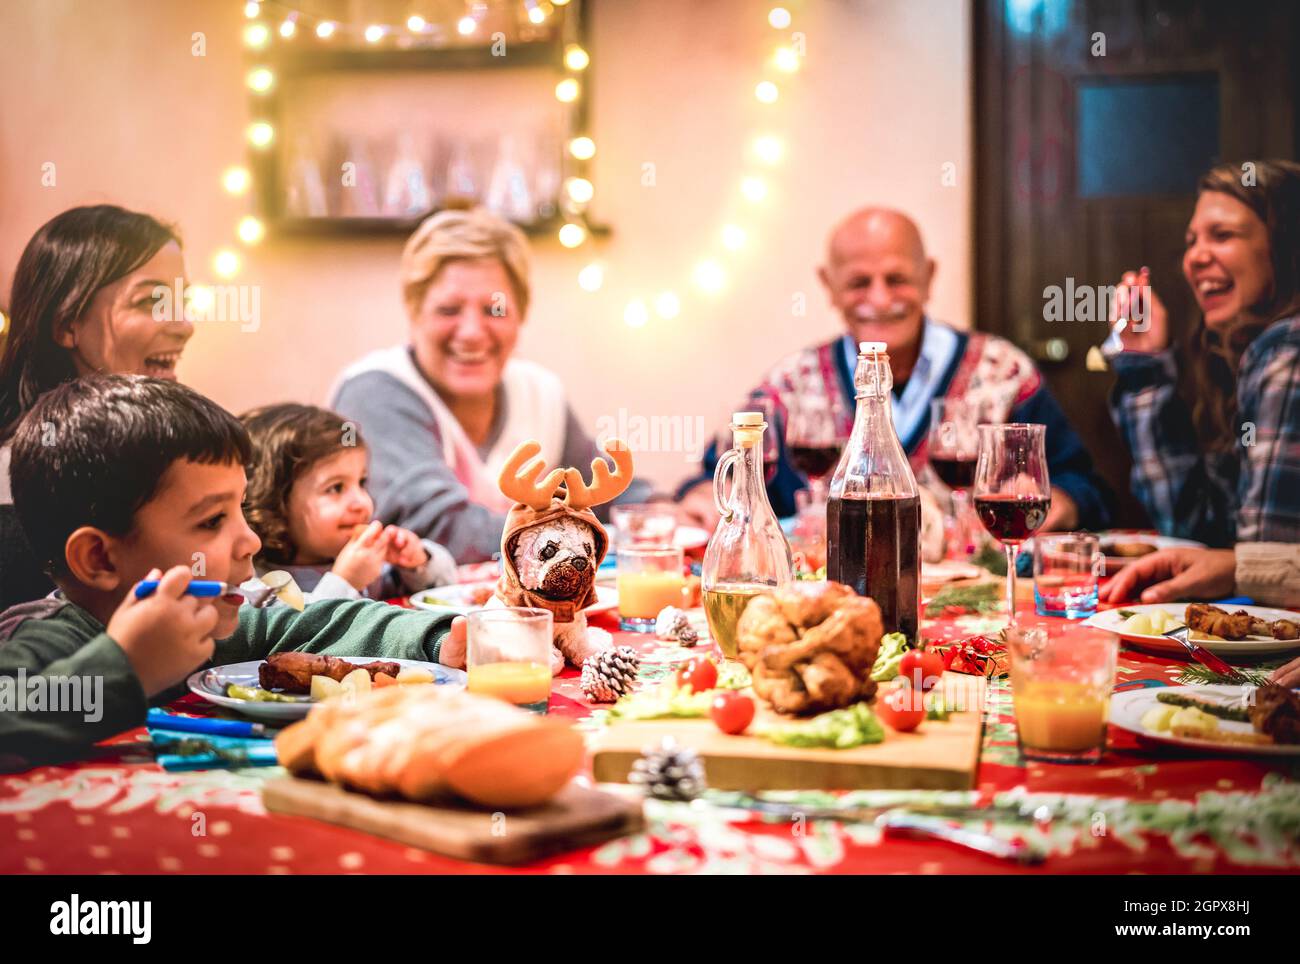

left=1008, top=625, right=1118, bottom=764
left=616, top=545, right=686, bottom=632
left=466, top=608, right=554, bottom=714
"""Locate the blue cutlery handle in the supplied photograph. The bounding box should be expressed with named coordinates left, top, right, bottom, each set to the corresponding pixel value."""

left=146, top=708, right=260, bottom=737
left=157, top=745, right=280, bottom=772
left=134, top=579, right=225, bottom=599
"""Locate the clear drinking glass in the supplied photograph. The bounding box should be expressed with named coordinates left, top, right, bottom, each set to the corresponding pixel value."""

left=610, top=503, right=678, bottom=549
left=466, top=607, right=554, bottom=714
left=616, top=545, right=686, bottom=632
left=973, top=423, right=1051, bottom=627
left=1034, top=533, right=1103, bottom=618
left=1008, top=625, right=1118, bottom=764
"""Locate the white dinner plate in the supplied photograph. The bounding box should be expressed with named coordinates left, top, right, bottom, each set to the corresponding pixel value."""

left=1110, top=684, right=1300, bottom=757
left=409, top=581, right=619, bottom=616
left=1091, top=531, right=1206, bottom=574
left=187, top=657, right=467, bottom=722
left=1085, top=603, right=1300, bottom=657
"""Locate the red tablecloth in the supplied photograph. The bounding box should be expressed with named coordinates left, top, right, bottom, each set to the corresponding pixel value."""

left=3, top=602, right=1297, bottom=875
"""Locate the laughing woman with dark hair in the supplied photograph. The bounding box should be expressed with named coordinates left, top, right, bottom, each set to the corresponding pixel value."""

left=0, top=205, right=193, bottom=608
left=1107, top=160, right=1300, bottom=548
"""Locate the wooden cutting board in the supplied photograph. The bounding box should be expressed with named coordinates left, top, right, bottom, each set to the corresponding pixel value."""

left=262, top=778, right=644, bottom=866
left=590, top=672, right=987, bottom=791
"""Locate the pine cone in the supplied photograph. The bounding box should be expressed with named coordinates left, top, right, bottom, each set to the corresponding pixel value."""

left=629, top=738, right=706, bottom=801
left=579, top=645, right=641, bottom=702
left=677, top=626, right=699, bottom=647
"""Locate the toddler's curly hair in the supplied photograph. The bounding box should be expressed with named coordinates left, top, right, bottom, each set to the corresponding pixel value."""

left=240, top=403, right=365, bottom=565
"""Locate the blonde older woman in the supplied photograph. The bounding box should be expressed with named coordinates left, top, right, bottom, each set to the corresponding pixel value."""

left=331, top=208, right=648, bottom=563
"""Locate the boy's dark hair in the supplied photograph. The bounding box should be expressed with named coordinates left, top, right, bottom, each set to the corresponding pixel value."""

left=240, top=403, right=365, bottom=566
left=10, top=374, right=251, bottom=575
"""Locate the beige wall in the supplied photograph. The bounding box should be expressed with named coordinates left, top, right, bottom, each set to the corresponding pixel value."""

left=0, top=0, right=971, bottom=489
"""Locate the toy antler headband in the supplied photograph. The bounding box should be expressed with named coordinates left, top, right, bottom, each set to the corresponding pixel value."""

left=499, top=438, right=634, bottom=511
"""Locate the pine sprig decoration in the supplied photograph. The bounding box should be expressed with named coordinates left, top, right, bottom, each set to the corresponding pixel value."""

left=1175, top=664, right=1272, bottom=687
left=629, top=738, right=706, bottom=801
left=579, top=645, right=641, bottom=702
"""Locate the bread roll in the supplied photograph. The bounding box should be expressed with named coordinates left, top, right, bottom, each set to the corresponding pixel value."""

left=274, top=685, right=583, bottom=809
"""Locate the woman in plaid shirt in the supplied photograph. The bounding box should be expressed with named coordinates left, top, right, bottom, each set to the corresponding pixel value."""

left=1108, top=160, right=1300, bottom=548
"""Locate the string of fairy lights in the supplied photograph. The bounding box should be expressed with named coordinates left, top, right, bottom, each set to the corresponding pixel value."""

left=211, top=1, right=803, bottom=328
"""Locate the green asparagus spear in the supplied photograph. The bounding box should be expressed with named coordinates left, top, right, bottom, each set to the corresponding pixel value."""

left=1155, top=689, right=1251, bottom=722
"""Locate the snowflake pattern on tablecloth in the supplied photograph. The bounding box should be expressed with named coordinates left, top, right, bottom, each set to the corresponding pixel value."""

left=0, top=765, right=273, bottom=817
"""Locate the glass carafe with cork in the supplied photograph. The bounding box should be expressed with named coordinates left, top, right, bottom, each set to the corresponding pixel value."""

left=701, top=411, right=794, bottom=659
left=827, top=342, right=922, bottom=644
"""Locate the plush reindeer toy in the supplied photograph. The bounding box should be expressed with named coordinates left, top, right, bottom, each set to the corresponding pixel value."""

left=494, top=438, right=633, bottom=672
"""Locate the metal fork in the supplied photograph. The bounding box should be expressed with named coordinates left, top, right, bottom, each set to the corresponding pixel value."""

left=133, top=578, right=279, bottom=608
left=1161, top=625, right=1246, bottom=683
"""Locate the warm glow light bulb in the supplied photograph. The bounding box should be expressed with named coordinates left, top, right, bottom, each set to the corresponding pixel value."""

left=222, top=167, right=251, bottom=195
left=244, top=23, right=270, bottom=48
left=753, top=135, right=783, bottom=164
left=555, top=78, right=580, bottom=103
left=279, top=19, right=296, bottom=38
left=186, top=285, right=215, bottom=317
left=316, top=21, right=336, bottom=39
left=365, top=24, right=384, bottom=43
left=213, top=250, right=240, bottom=279
left=654, top=292, right=681, bottom=320
left=694, top=260, right=726, bottom=293
left=624, top=299, right=649, bottom=328
left=246, top=67, right=274, bottom=93
left=457, top=16, right=477, bottom=35
left=565, top=177, right=594, bottom=204
left=558, top=223, right=587, bottom=248
left=774, top=46, right=800, bottom=72
left=407, top=15, right=426, bottom=31
left=578, top=263, right=604, bottom=292
left=722, top=225, right=747, bottom=250
left=247, top=122, right=274, bottom=148
left=237, top=216, right=265, bottom=245
left=569, top=136, right=596, bottom=160
left=244, top=2, right=260, bottom=19
left=769, top=7, right=792, bottom=29
left=528, top=6, right=546, bottom=24
left=741, top=177, right=768, bottom=202
left=755, top=81, right=779, bottom=104
left=564, top=44, right=590, bottom=71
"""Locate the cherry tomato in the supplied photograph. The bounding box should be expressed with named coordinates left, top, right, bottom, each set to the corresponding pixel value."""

left=676, top=657, right=718, bottom=693
left=710, top=690, right=756, bottom=735
left=876, top=682, right=925, bottom=732
left=898, top=648, right=945, bottom=692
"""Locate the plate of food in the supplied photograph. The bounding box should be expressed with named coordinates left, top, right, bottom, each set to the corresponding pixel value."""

left=1085, top=602, right=1300, bottom=657
left=409, top=581, right=619, bottom=616
left=1093, top=531, right=1205, bottom=575
left=188, top=654, right=467, bottom=721
left=1110, top=682, right=1300, bottom=756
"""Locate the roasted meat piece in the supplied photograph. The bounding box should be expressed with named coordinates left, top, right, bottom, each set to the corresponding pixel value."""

left=1186, top=603, right=1298, bottom=640
left=258, top=652, right=402, bottom=693
left=1185, top=604, right=1254, bottom=640
left=735, top=581, right=883, bottom=716
left=1248, top=683, right=1300, bottom=745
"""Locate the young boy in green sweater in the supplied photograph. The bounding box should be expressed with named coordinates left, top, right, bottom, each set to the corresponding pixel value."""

left=0, top=375, right=467, bottom=771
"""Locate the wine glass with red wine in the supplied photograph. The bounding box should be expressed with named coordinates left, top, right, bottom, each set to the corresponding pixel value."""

left=927, top=398, right=980, bottom=558
left=973, top=423, right=1050, bottom=626
left=786, top=397, right=842, bottom=507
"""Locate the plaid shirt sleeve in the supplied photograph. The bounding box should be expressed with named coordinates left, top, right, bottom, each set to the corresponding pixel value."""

left=1235, top=318, right=1300, bottom=542
left=1109, top=350, right=1236, bottom=546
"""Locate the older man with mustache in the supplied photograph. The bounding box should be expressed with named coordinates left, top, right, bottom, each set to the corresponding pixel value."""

left=678, top=207, right=1113, bottom=533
